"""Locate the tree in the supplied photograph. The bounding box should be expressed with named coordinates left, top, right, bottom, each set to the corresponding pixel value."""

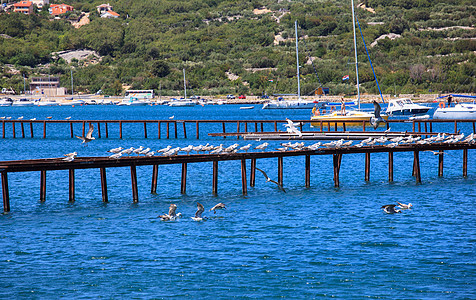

left=151, top=60, right=170, bottom=77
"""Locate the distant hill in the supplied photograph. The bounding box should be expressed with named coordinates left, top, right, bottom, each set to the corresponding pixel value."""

left=0, top=0, right=475, bottom=96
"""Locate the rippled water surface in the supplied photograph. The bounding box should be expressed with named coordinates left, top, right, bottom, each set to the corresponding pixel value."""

left=0, top=104, right=474, bottom=298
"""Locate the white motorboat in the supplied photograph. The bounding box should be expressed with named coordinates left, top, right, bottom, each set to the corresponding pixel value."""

left=386, top=98, right=430, bottom=116
left=37, top=100, right=59, bottom=106
left=240, top=106, right=255, bottom=110
left=168, top=98, right=196, bottom=107
left=433, top=103, right=476, bottom=120
left=11, top=98, right=36, bottom=107
left=0, top=98, right=13, bottom=106
left=263, top=99, right=325, bottom=109
left=117, top=97, right=150, bottom=106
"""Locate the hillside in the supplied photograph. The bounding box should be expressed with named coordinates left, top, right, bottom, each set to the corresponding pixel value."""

left=0, top=0, right=475, bottom=96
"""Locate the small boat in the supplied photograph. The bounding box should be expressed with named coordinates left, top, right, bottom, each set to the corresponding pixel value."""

left=11, top=98, right=36, bottom=107
left=117, top=97, right=150, bottom=106
left=386, top=98, right=430, bottom=116
left=433, top=103, right=476, bottom=120
left=311, top=109, right=388, bottom=127
left=0, top=97, right=13, bottom=106
left=240, top=106, right=255, bottom=110
left=168, top=69, right=196, bottom=107
left=263, top=99, right=326, bottom=109
left=59, top=99, right=86, bottom=106
left=408, top=114, right=430, bottom=120
left=37, top=100, right=59, bottom=106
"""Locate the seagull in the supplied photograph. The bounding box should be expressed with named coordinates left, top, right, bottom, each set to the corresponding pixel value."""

left=209, top=203, right=226, bottom=214
left=139, top=147, right=151, bottom=155
left=109, top=152, right=122, bottom=159
left=107, top=147, right=123, bottom=153
left=0, top=117, right=4, bottom=120
left=239, top=144, right=252, bottom=152
left=159, top=204, right=181, bottom=221
left=65, top=116, right=71, bottom=120
left=6, top=117, right=11, bottom=120
left=62, top=156, right=75, bottom=162
left=46, top=116, right=52, bottom=119
left=423, top=150, right=450, bottom=156
left=75, top=123, right=95, bottom=146
left=191, top=202, right=206, bottom=221
left=132, top=146, right=144, bottom=155
left=255, top=167, right=286, bottom=193
left=381, top=204, right=401, bottom=214
left=369, top=100, right=386, bottom=129
left=169, top=115, right=175, bottom=120
left=181, top=145, right=194, bottom=155
left=30, top=118, right=36, bottom=121
left=17, top=116, right=23, bottom=120
left=146, top=151, right=156, bottom=157
left=397, top=202, right=412, bottom=209
left=121, top=147, right=134, bottom=155
left=255, top=142, right=269, bottom=151
left=63, top=151, right=77, bottom=157
left=157, top=146, right=172, bottom=153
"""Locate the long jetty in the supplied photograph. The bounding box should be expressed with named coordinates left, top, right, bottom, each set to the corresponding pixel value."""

left=1, top=119, right=475, bottom=140
left=1, top=142, right=474, bottom=212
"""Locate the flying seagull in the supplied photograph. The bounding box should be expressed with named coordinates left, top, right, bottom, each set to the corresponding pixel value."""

left=397, top=202, right=412, bottom=209
left=255, top=167, right=286, bottom=193
left=370, top=100, right=386, bottom=129
left=75, top=123, right=95, bottom=146
left=209, top=203, right=226, bottom=214
left=381, top=204, right=401, bottom=214
left=158, top=204, right=181, bottom=221
left=191, top=202, right=206, bottom=221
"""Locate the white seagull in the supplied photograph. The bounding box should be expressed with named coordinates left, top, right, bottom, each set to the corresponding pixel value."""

left=158, top=204, right=181, bottom=221
left=397, top=202, right=412, bottom=209
left=370, top=100, right=386, bottom=129
left=109, top=152, right=122, bottom=159
left=107, top=147, right=123, bottom=154
left=210, top=203, right=226, bottom=214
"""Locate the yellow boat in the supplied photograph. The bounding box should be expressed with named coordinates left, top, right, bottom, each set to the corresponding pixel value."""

left=310, top=109, right=388, bottom=128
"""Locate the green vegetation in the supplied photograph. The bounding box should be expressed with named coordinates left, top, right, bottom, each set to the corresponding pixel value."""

left=0, top=0, right=475, bottom=96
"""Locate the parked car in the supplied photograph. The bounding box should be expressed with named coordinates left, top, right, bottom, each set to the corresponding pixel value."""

left=238, top=95, right=246, bottom=99
left=226, top=94, right=235, bottom=99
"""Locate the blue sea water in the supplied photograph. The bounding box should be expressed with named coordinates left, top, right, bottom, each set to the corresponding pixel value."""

left=0, top=104, right=475, bottom=299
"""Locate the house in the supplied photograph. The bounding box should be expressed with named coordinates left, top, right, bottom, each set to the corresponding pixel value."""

left=13, top=1, right=34, bottom=14
left=31, top=0, right=49, bottom=8
left=49, top=3, right=73, bottom=15
left=96, top=3, right=113, bottom=14
left=29, top=77, right=67, bottom=97
left=100, top=10, right=119, bottom=18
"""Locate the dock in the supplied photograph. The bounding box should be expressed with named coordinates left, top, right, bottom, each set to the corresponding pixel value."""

left=1, top=142, right=474, bottom=212
left=1, top=119, right=475, bottom=140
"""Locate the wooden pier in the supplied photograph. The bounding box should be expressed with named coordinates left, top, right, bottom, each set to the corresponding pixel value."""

left=1, top=119, right=474, bottom=140
left=1, top=142, right=474, bottom=212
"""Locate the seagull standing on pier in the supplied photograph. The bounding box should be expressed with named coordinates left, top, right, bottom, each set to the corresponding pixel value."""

left=255, top=142, right=269, bottom=151
left=108, top=147, right=123, bottom=154
left=75, top=123, right=95, bottom=146
left=239, top=144, right=252, bottom=152
left=191, top=202, right=206, bottom=221
left=256, top=167, right=286, bottom=193
left=370, top=100, right=386, bottom=129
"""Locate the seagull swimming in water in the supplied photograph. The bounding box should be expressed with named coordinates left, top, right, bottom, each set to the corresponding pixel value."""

left=381, top=204, right=401, bottom=214
left=191, top=202, right=206, bottom=221
left=158, top=204, right=182, bottom=221
left=370, top=100, right=386, bottom=129
left=397, top=202, right=412, bottom=209
left=75, top=123, right=95, bottom=146
left=209, top=203, right=226, bottom=214
left=255, top=167, right=286, bottom=193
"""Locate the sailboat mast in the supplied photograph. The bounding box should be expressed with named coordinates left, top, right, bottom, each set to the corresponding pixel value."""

left=183, top=68, right=187, bottom=99
left=351, top=0, right=360, bottom=110
left=295, top=20, right=301, bottom=100
left=70, top=69, right=73, bottom=97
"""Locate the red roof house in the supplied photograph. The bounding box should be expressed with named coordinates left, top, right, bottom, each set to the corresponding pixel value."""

left=13, top=1, right=34, bottom=14
left=49, top=4, right=73, bottom=15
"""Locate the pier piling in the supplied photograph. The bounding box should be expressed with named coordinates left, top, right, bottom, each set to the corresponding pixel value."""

left=30, top=122, right=33, bottom=138
left=69, top=169, right=75, bottom=202
left=250, top=158, right=256, bottom=187
left=100, top=167, right=108, bottom=202
left=333, top=153, right=342, bottom=187
left=70, top=122, right=73, bottom=138
left=212, top=161, right=218, bottom=195
left=305, top=155, right=310, bottom=188
left=388, top=152, right=394, bottom=182
left=12, top=122, right=16, bottom=138
left=130, top=165, right=138, bottom=202
left=21, top=122, right=25, bottom=138
left=1, top=172, right=9, bottom=213
left=181, top=163, right=187, bottom=194
left=413, top=151, right=421, bottom=183
left=241, top=159, right=247, bottom=195
left=278, top=156, right=283, bottom=186
left=40, top=170, right=46, bottom=202
left=43, top=121, right=46, bottom=139
left=144, top=122, right=148, bottom=139
left=463, top=148, right=468, bottom=177
left=151, top=165, right=158, bottom=194
left=365, top=153, right=370, bottom=181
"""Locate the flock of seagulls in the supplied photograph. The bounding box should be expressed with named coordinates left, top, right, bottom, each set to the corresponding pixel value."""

left=381, top=202, right=413, bottom=214
left=159, top=202, right=226, bottom=221
left=0, top=116, right=72, bottom=120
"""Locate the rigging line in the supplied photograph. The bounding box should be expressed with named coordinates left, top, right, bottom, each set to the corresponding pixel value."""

left=355, top=14, right=385, bottom=104
left=301, top=37, right=323, bottom=88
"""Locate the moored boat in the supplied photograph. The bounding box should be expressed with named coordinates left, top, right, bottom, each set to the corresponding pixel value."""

left=386, top=98, right=430, bottom=116
left=433, top=103, right=476, bottom=120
